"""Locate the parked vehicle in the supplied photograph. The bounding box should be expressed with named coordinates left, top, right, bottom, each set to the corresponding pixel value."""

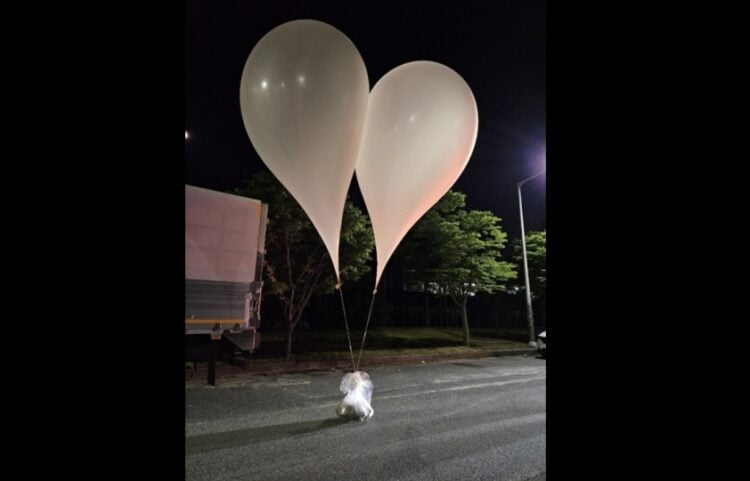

left=185, top=185, right=268, bottom=362
left=537, top=331, right=546, bottom=358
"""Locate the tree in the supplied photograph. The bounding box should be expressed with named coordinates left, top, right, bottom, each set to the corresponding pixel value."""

left=231, top=172, right=374, bottom=359
left=400, top=191, right=517, bottom=346
left=512, top=230, right=546, bottom=300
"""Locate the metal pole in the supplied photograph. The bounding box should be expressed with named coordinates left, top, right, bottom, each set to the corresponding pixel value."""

left=208, top=324, right=222, bottom=386
left=517, top=171, right=544, bottom=348
left=208, top=342, right=216, bottom=385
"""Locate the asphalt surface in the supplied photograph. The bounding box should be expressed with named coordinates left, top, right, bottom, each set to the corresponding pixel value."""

left=186, top=356, right=546, bottom=481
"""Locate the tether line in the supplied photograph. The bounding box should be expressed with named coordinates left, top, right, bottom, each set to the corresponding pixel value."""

left=355, top=289, right=378, bottom=371
left=337, top=285, right=356, bottom=371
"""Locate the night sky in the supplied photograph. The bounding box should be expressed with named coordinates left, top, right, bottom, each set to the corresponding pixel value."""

left=186, top=0, right=546, bottom=240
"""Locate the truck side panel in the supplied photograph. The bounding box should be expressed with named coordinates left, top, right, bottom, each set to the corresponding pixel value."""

left=185, top=185, right=267, bottom=332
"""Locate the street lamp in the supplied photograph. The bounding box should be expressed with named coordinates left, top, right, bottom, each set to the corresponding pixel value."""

left=517, top=170, right=545, bottom=348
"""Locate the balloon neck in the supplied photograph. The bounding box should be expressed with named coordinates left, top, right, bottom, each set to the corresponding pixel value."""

left=372, top=288, right=378, bottom=295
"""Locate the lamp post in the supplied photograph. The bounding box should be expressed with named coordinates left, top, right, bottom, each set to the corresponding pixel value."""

left=517, top=171, right=545, bottom=348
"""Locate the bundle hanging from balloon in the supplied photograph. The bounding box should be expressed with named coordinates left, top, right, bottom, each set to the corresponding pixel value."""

left=336, top=370, right=374, bottom=421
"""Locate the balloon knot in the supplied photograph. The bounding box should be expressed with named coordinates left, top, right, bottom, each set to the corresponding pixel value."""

left=335, top=282, right=342, bottom=290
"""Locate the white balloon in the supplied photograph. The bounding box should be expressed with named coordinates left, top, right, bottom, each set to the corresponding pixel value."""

left=356, top=61, right=479, bottom=286
left=239, top=20, right=369, bottom=281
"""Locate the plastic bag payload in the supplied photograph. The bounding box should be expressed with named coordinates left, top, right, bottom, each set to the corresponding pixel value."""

left=336, top=371, right=374, bottom=421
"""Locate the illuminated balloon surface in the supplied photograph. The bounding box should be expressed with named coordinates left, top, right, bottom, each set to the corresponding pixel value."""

left=240, top=20, right=369, bottom=280
left=356, top=61, right=478, bottom=285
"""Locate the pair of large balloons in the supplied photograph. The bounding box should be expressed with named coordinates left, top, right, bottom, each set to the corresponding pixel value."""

left=239, top=20, right=478, bottom=287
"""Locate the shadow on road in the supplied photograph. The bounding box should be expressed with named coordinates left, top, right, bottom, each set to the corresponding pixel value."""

left=187, top=417, right=351, bottom=455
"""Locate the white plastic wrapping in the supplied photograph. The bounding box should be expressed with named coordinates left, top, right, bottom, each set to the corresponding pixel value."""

left=336, top=371, right=374, bottom=421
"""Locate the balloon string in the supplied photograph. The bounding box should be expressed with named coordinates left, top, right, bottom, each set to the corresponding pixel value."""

left=355, top=288, right=378, bottom=371
left=337, top=285, right=356, bottom=372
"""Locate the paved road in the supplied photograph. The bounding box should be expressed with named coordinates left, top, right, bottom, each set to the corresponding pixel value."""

left=186, top=356, right=546, bottom=481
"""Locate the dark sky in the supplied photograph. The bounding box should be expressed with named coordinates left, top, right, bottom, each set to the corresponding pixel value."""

left=186, top=0, right=546, bottom=240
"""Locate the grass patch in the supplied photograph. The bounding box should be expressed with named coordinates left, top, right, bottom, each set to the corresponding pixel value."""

left=252, top=327, right=529, bottom=360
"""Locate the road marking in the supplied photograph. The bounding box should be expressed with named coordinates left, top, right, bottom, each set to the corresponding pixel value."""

left=379, top=376, right=545, bottom=400
left=431, top=367, right=544, bottom=384
left=274, top=377, right=311, bottom=386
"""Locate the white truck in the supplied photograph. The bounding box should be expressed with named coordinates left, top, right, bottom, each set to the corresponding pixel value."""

left=185, top=185, right=268, bottom=367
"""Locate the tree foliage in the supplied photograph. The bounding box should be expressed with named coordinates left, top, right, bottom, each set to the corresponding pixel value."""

left=400, top=191, right=517, bottom=346
left=512, top=230, right=546, bottom=299
left=231, top=171, right=374, bottom=358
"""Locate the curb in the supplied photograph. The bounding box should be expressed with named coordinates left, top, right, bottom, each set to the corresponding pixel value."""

left=486, top=349, right=539, bottom=357
left=187, top=348, right=540, bottom=380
